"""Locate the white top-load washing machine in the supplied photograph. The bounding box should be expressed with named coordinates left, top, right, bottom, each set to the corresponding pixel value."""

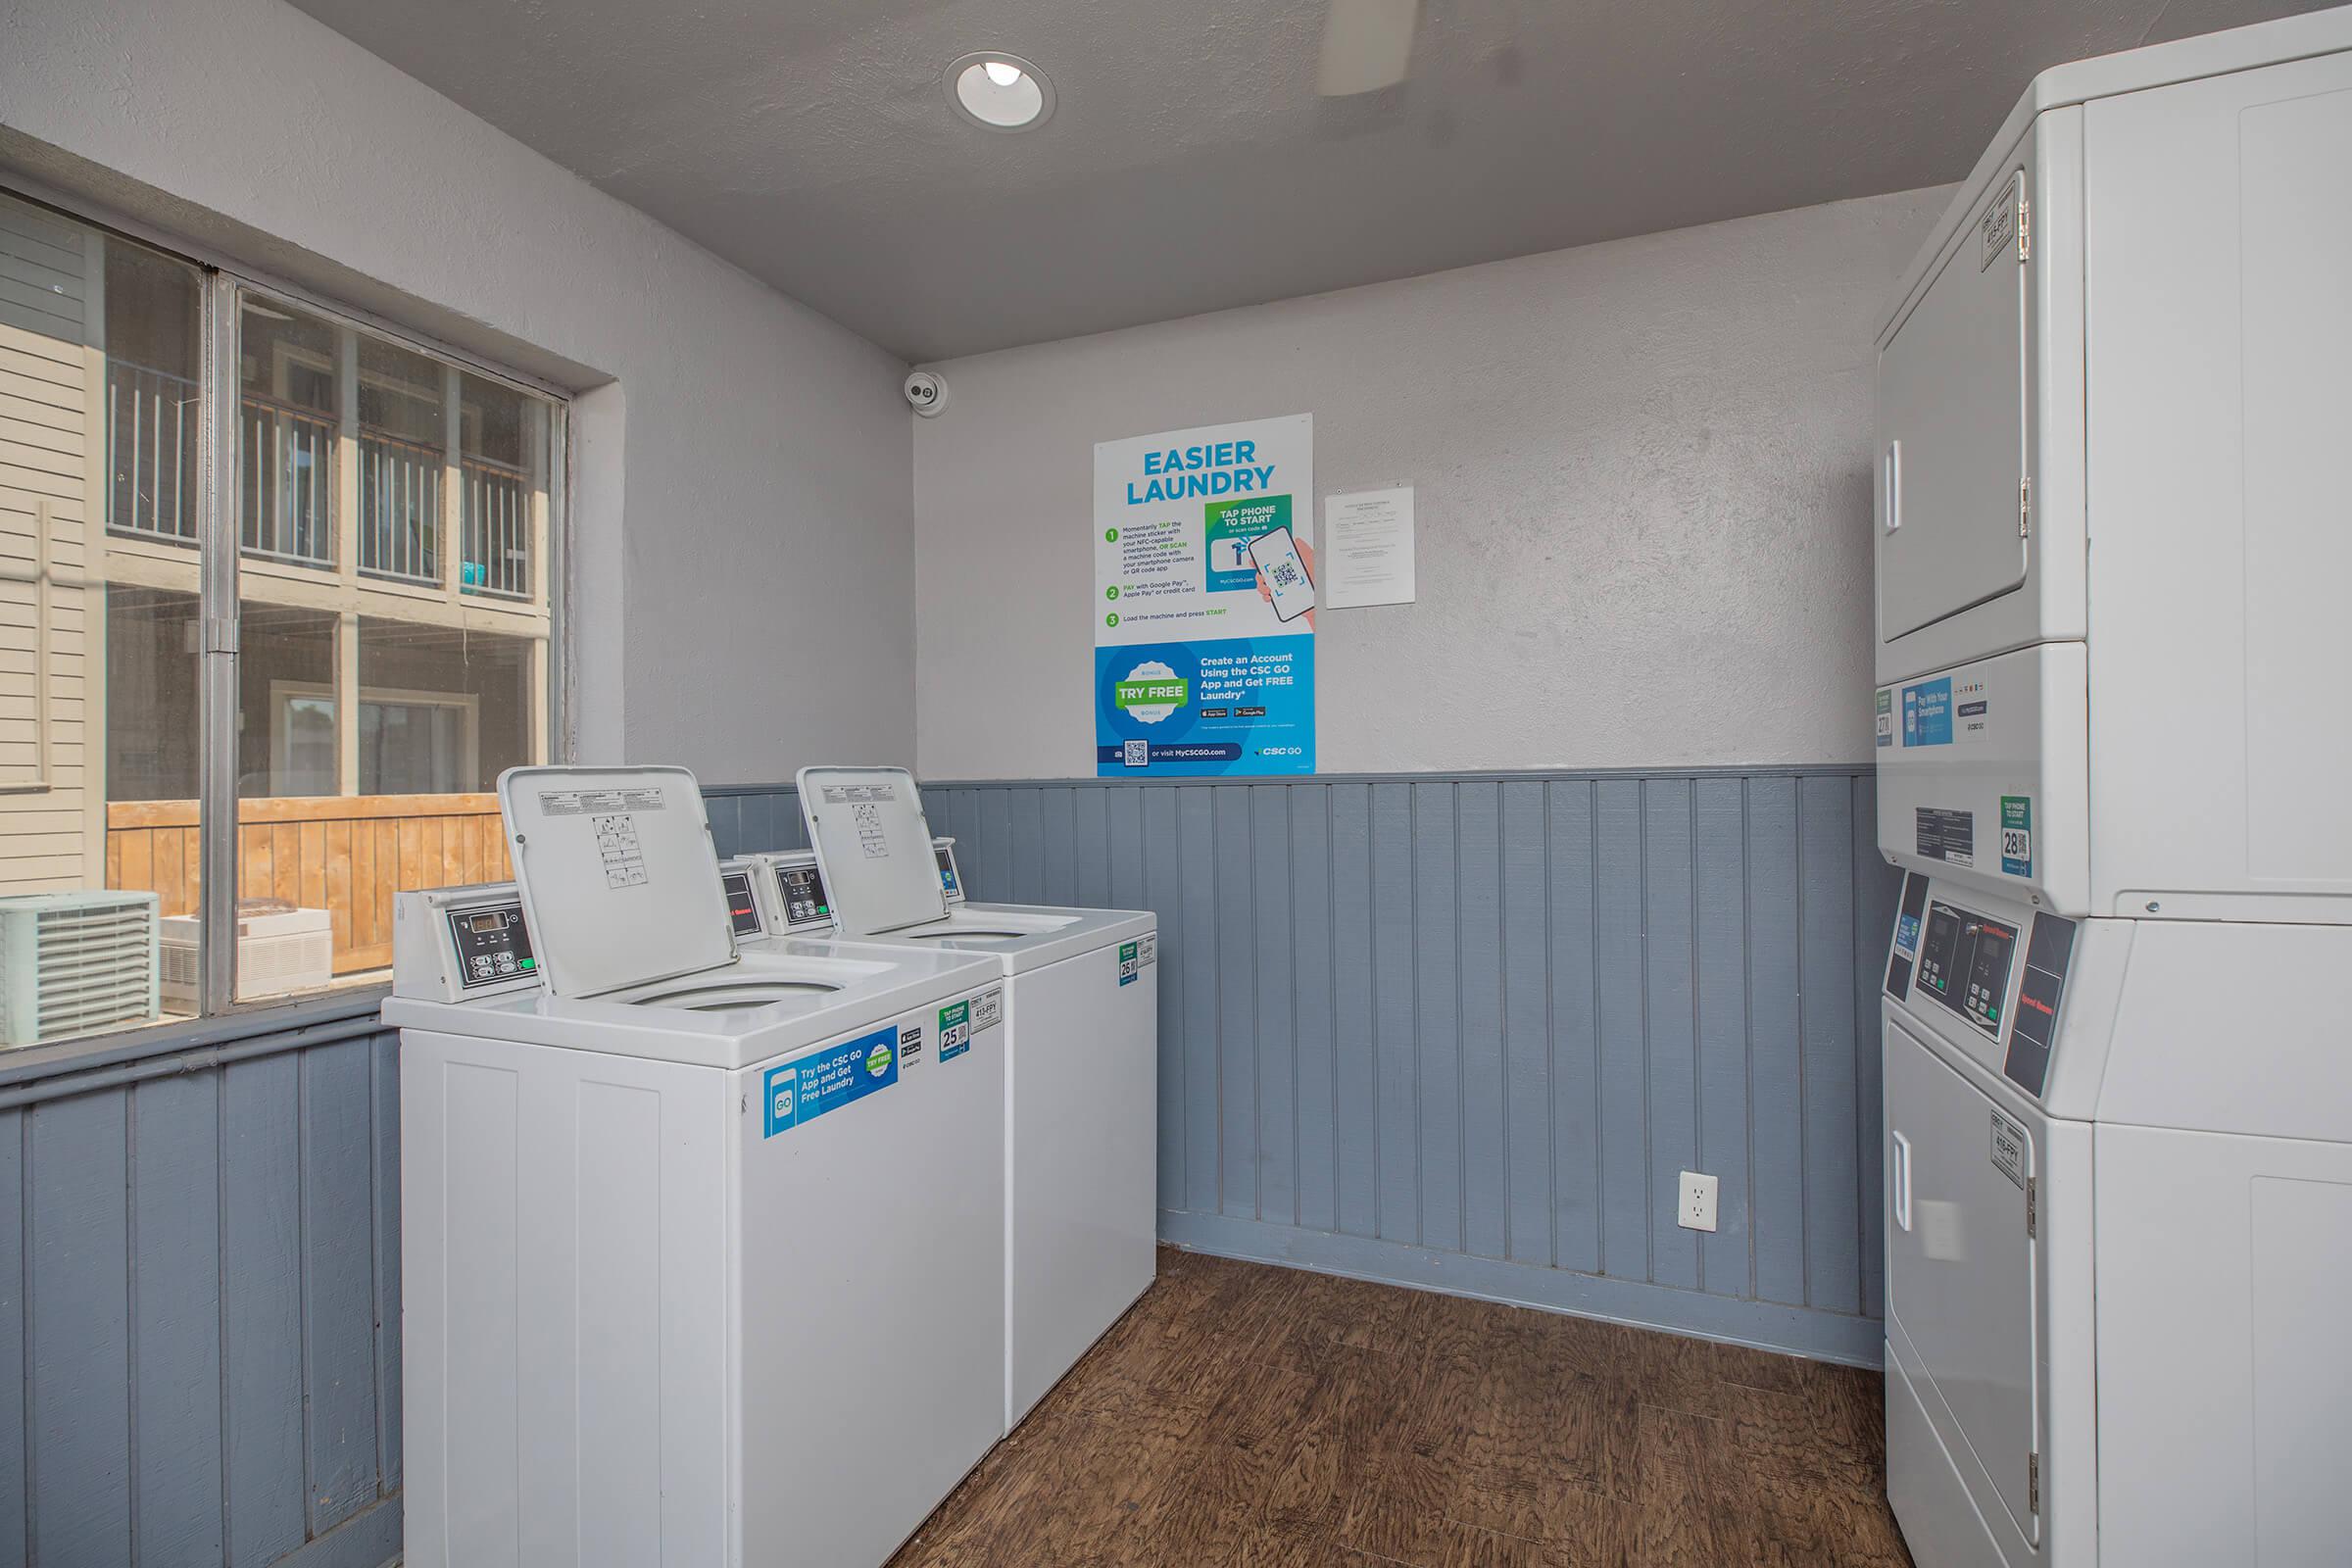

left=789, top=766, right=1159, bottom=1428
left=1871, top=12, right=2352, bottom=1566
left=385, top=766, right=1009, bottom=1568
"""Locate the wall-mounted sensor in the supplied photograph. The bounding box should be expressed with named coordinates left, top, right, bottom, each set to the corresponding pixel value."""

left=904, top=369, right=949, bottom=417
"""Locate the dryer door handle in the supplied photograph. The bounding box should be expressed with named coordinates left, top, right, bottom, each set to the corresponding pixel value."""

left=1882, top=440, right=1902, bottom=533
left=1889, top=1130, right=1914, bottom=1232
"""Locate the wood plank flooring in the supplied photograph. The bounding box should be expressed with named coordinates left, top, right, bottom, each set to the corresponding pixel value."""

left=890, top=1248, right=1912, bottom=1568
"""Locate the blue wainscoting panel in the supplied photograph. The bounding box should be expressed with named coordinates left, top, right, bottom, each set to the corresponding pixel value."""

left=0, top=1012, right=406, bottom=1568
left=710, top=766, right=1898, bottom=1364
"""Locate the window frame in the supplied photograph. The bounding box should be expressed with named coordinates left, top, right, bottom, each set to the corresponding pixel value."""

left=0, top=181, right=573, bottom=1039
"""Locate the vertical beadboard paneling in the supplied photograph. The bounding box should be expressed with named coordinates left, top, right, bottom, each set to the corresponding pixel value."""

left=1411, top=782, right=1462, bottom=1255
left=130, top=1071, right=225, bottom=1565
left=1744, top=776, right=1808, bottom=1309
left=1455, top=783, right=1506, bottom=1262
left=1212, top=787, right=1256, bottom=1221
left=1592, top=779, right=1646, bottom=1281
left=0, top=1019, right=406, bottom=1568
left=370, top=1033, right=405, bottom=1494
left=1250, top=785, right=1297, bottom=1226
left=1177, top=789, right=1221, bottom=1215
left=1328, top=784, right=1378, bottom=1240
left=1498, top=781, right=1551, bottom=1267
left=711, top=767, right=1900, bottom=1357
left=1798, top=774, right=1862, bottom=1316
left=1368, top=783, right=1418, bottom=1244
left=1142, top=786, right=1185, bottom=1213
left=26, top=1091, right=132, bottom=1567
left=1642, top=779, right=1699, bottom=1293
left=1692, top=777, right=1753, bottom=1299
left=1290, top=787, right=1338, bottom=1235
left=300, top=1039, right=381, bottom=1534
left=1547, top=781, right=1602, bottom=1276
left=222, top=1052, right=309, bottom=1568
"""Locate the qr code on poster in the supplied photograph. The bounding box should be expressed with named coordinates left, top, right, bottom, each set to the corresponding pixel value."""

left=1123, top=739, right=1150, bottom=768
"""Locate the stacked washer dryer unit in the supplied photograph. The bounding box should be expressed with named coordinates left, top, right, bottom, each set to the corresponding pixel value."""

left=794, top=767, right=1159, bottom=1428
left=1872, top=14, right=2352, bottom=1567
left=387, top=766, right=1011, bottom=1568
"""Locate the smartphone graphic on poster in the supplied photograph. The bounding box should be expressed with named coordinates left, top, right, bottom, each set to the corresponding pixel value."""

left=1248, top=526, right=1315, bottom=622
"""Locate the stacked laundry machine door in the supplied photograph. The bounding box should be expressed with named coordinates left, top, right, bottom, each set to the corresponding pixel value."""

left=1872, top=14, right=2352, bottom=1566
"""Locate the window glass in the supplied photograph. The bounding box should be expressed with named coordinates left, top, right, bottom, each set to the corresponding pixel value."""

left=238, top=299, right=340, bottom=570
left=0, top=186, right=564, bottom=1042
left=229, top=290, right=552, bottom=1004
left=0, top=194, right=203, bottom=1039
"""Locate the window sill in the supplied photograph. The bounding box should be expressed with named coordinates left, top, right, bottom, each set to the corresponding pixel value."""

left=0, top=984, right=393, bottom=1099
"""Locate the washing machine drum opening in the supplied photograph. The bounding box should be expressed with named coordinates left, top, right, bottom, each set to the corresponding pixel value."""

left=629, top=979, right=841, bottom=1012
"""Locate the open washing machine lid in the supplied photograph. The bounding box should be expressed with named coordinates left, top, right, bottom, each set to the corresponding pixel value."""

left=797, top=765, right=948, bottom=938
left=498, top=763, right=738, bottom=1000
left=893, top=907, right=1084, bottom=944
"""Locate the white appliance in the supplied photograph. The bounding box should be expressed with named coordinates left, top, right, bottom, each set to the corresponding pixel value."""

left=385, top=765, right=1009, bottom=1568
left=794, top=766, right=1158, bottom=1428
left=160, top=900, right=332, bottom=1010
left=0, top=889, right=159, bottom=1045
left=1873, top=13, right=2352, bottom=1566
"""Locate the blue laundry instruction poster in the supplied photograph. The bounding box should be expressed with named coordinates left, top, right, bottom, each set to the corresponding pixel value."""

left=1093, top=415, right=1315, bottom=776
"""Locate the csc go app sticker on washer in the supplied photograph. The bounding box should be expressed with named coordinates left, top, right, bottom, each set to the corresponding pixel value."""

left=762, top=1024, right=900, bottom=1137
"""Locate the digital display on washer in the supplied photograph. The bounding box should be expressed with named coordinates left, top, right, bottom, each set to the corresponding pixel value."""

left=1916, top=900, right=2019, bottom=1039
left=720, top=871, right=763, bottom=938
left=935, top=846, right=959, bottom=898
left=777, top=864, right=832, bottom=928
left=445, top=901, right=535, bottom=989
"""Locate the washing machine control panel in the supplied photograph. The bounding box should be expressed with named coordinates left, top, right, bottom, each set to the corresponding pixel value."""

left=719, top=869, right=765, bottom=939
left=775, top=861, right=833, bottom=930
left=445, top=900, right=536, bottom=991
left=933, top=838, right=964, bottom=904
left=1884, top=870, right=2078, bottom=1099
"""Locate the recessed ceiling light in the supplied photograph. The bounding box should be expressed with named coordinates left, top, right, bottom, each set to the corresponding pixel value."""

left=948, top=51, right=1053, bottom=131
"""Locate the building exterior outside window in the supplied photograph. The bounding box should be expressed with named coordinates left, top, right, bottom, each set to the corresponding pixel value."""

left=0, top=187, right=563, bottom=1042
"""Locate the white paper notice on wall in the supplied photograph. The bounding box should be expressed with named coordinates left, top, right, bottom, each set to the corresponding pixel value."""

left=1322, top=487, right=1415, bottom=609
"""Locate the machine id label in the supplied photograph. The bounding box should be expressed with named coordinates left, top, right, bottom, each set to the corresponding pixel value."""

left=971, top=984, right=1004, bottom=1032
left=762, top=1025, right=899, bottom=1138
left=938, top=1001, right=970, bottom=1062
left=1119, top=941, right=1141, bottom=986
left=1876, top=689, right=1894, bottom=749
left=1989, top=1108, right=2028, bottom=1190
left=1140, top=932, right=1158, bottom=967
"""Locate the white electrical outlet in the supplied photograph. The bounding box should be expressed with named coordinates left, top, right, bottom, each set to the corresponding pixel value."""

left=1679, top=1170, right=1719, bottom=1233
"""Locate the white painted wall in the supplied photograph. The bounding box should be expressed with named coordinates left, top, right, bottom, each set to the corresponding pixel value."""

left=1, top=0, right=917, bottom=781
left=913, top=188, right=1948, bottom=779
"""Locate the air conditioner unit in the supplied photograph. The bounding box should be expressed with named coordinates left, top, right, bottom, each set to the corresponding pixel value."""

left=0, top=890, right=161, bottom=1048
left=160, top=901, right=335, bottom=1011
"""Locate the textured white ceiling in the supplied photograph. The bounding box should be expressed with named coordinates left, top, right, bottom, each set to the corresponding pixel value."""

left=282, top=0, right=2331, bottom=360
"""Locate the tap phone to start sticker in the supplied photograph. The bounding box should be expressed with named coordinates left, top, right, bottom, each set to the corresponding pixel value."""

left=1248, top=525, right=1315, bottom=622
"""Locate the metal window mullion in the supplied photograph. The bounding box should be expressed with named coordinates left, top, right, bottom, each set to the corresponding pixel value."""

left=198, top=272, right=243, bottom=1015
